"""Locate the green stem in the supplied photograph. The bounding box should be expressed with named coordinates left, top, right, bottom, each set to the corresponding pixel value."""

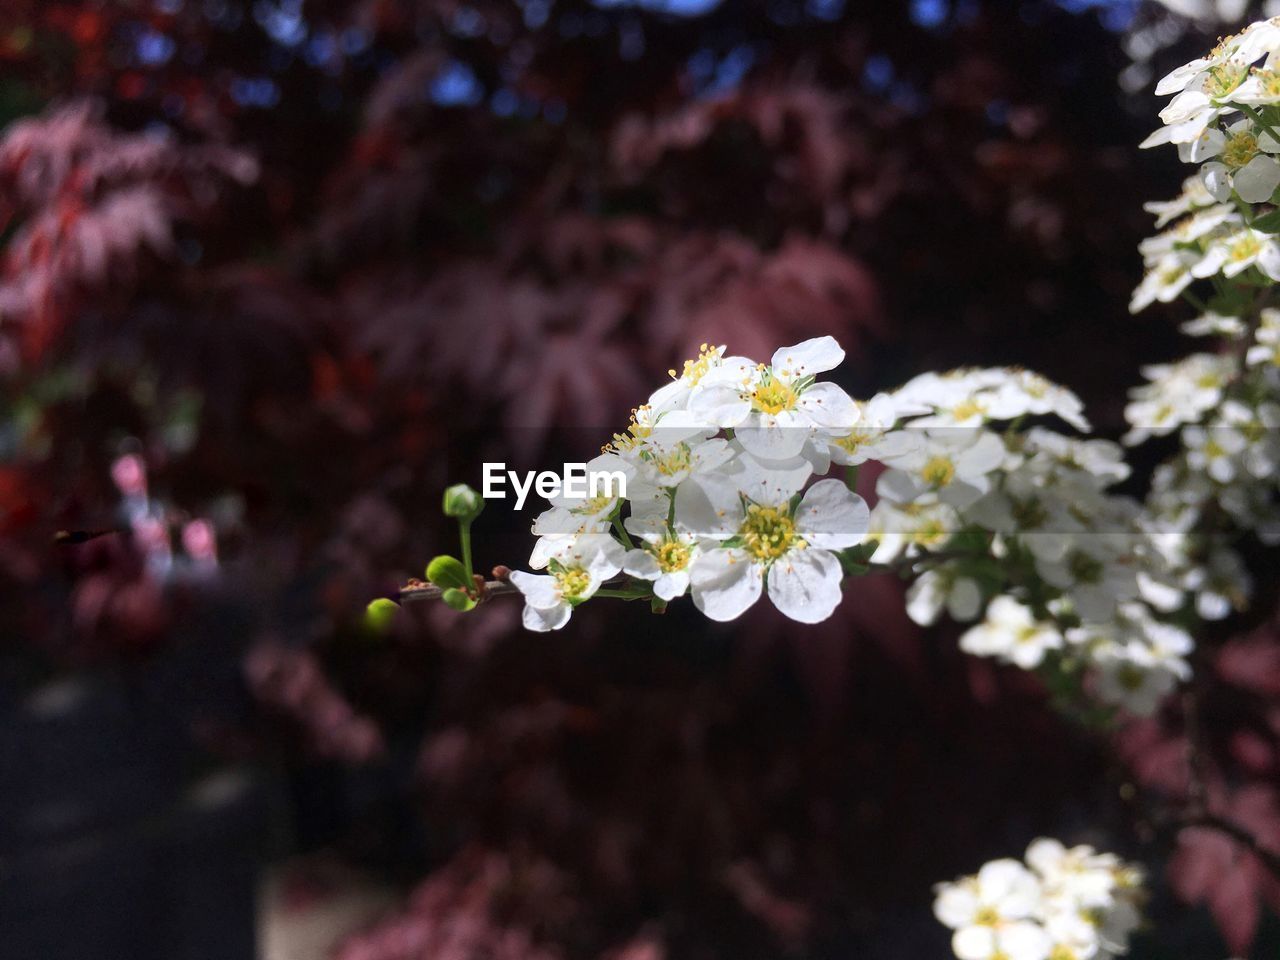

left=844, top=464, right=860, bottom=493
left=611, top=511, right=636, bottom=550
left=1180, top=289, right=1210, bottom=314
left=594, top=586, right=651, bottom=600
left=1233, top=195, right=1255, bottom=227
left=1241, top=105, right=1280, bottom=146
left=459, top=519, right=474, bottom=583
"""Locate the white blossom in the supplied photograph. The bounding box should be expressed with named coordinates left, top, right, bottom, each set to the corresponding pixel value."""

left=688, top=336, right=858, bottom=460
left=677, top=473, right=868, bottom=623
left=959, top=596, right=1063, bottom=669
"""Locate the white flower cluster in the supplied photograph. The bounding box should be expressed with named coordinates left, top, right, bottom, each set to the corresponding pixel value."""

left=513, top=337, right=871, bottom=630
left=1129, top=16, right=1280, bottom=643
left=854, top=372, right=1190, bottom=716
left=933, top=839, right=1145, bottom=960
left=1144, top=18, right=1280, bottom=197
left=1133, top=176, right=1280, bottom=313
left=509, top=339, right=1194, bottom=716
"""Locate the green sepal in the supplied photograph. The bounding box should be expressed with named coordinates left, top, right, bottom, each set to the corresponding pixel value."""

left=839, top=542, right=878, bottom=576
left=1250, top=208, right=1280, bottom=233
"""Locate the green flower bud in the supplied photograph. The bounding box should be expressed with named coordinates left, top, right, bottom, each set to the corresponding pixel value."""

left=441, top=588, right=477, bottom=612
left=426, top=554, right=472, bottom=590
left=442, top=483, right=484, bottom=521
left=364, top=598, right=400, bottom=633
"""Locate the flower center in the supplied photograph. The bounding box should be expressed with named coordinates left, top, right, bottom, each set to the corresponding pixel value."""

left=1116, top=664, right=1147, bottom=692
left=648, top=443, right=692, bottom=476
left=1206, top=61, right=1248, bottom=99
left=921, top=455, right=957, bottom=487
left=1255, top=67, right=1280, bottom=97
left=655, top=539, right=692, bottom=572
left=1011, top=496, right=1049, bottom=529
left=1229, top=232, right=1263, bottom=261
left=1017, top=625, right=1041, bottom=645
left=1049, top=948, right=1079, bottom=960
left=668, top=342, right=718, bottom=385
left=974, top=906, right=1001, bottom=927
left=577, top=495, right=615, bottom=515
left=556, top=567, right=592, bottom=600
left=1068, top=551, right=1104, bottom=584
left=912, top=518, right=948, bottom=546
left=1223, top=130, right=1260, bottom=169
left=750, top=373, right=799, bottom=415
left=605, top=406, right=653, bottom=453
left=951, top=398, right=986, bottom=421
left=740, top=504, right=800, bottom=561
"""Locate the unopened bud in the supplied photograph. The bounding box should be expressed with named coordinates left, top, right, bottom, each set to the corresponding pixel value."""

left=364, top=598, right=400, bottom=633
left=442, top=483, right=483, bottom=521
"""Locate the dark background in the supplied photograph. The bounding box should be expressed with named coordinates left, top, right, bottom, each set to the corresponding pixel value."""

left=2, top=0, right=1279, bottom=957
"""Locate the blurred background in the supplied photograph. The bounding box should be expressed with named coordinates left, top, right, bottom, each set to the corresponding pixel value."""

left=2, top=0, right=1280, bottom=957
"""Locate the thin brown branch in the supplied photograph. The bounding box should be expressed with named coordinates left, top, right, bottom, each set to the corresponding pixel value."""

left=399, top=566, right=520, bottom=604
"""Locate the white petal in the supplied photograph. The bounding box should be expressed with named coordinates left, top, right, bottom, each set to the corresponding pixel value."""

left=675, top=473, right=743, bottom=539
left=509, top=570, right=561, bottom=609
left=947, top=577, right=983, bottom=621
left=1139, top=125, right=1174, bottom=149
left=875, top=467, right=925, bottom=504
left=1155, top=59, right=1208, bottom=96
left=906, top=571, right=946, bottom=627
left=933, top=885, right=979, bottom=928
left=953, top=926, right=996, bottom=960
left=1000, top=921, right=1052, bottom=960
left=954, top=431, right=1008, bottom=477
left=794, top=478, right=870, bottom=550
left=1234, top=155, right=1280, bottom=203
left=734, top=451, right=813, bottom=502
left=1258, top=241, right=1280, bottom=281
left=735, top=411, right=810, bottom=460
left=522, top=600, right=571, bottom=631
left=1202, top=162, right=1233, bottom=201
left=689, top=548, right=763, bottom=621
left=623, top=549, right=662, bottom=580
left=766, top=548, right=844, bottom=624
left=770, top=335, right=845, bottom=380
left=796, top=381, right=859, bottom=429
left=576, top=535, right=626, bottom=579
left=688, top=382, right=751, bottom=428
left=654, top=569, right=690, bottom=600
left=647, top=377, right=690, bottom=414
left=1184, top=127, right=1225, bottom=162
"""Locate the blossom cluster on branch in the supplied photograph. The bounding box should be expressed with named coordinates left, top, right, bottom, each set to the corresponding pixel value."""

left=932, top=840, right=1146, bottom=960
left=490, top=335, right=1197, bottom=719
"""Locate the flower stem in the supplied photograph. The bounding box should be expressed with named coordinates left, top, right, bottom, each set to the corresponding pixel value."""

left=1241, top=105, right=1280, bottom=146
left=594, top=586, right=650, bottom=600
left=458, top=519, right=475, bottom=583
left=611, top=511, right=636, bottom=550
